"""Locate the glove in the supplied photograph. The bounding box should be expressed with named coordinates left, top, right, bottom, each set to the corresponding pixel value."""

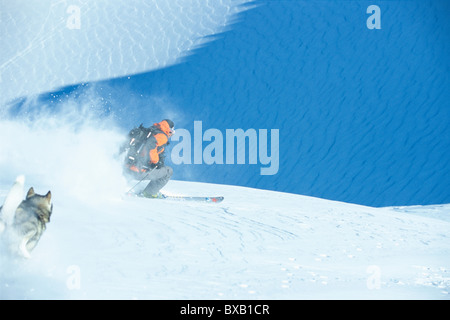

left=152, top=160, right=164, bottom=168
left=158, top=153, right=166, bottom=167
left=148, top=162, right=158, bottom=169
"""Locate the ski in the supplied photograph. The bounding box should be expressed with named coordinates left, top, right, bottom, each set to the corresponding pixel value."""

left=163, top=195, right=224, bottom=203
left=126, top=192, right=224, bottom=203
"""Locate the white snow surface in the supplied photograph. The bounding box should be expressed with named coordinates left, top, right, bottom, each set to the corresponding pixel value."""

left=1, top=179, right=449, bottom=300
left=0, top=0, right=252, bottom=105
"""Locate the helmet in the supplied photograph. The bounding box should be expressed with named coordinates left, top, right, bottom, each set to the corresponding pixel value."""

left=163, top=119, right=174, bottom=129
left=156, top=119, right=175, bottom=136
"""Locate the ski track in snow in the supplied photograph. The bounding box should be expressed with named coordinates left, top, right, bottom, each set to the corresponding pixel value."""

left=1, top=180, right=449, bottom=299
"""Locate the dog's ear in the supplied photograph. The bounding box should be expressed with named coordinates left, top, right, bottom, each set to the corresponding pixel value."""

left=45, top=191, right=52, bottom=204
left=26, top=187, right=35, bottom=199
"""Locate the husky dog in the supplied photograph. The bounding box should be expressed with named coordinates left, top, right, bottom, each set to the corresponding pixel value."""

left=12, top=187, right=53, bottom=258
left=0, top=176, right=53, bottom=258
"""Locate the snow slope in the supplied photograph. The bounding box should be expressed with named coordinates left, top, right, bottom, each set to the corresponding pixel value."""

left=1, top=179, right=449, bottom=300
left=0, top=0, right=252, bottom=105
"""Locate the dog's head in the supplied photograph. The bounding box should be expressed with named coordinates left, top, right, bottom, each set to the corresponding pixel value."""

left=25, top=187, right=53, bottom=223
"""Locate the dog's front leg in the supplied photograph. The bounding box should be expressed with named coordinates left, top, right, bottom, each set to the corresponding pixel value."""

left=18, top=232, right=35, bottom=259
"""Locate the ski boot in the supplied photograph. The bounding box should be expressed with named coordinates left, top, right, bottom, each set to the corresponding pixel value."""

left=139, top=190, right=166, bottom=199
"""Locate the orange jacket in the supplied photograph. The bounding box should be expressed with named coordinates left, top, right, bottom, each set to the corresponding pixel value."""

left=127, top=120, right=174, bottom=173
left=148, top=120, right=173, bottom=164
left=126, top=120, right=171, bottom=170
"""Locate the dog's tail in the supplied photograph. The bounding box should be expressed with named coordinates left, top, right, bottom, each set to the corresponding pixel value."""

left=0, top=175, right=25, bottom=231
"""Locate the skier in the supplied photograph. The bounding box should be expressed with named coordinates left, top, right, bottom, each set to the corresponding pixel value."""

left=123, top=119, right=175, bottom=198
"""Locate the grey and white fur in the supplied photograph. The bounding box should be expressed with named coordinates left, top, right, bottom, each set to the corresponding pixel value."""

left=0, top=176, right=53, bottom=258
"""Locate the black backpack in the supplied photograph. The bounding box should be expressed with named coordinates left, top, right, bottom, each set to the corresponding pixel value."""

left=124, top=124, right=154, bottom=167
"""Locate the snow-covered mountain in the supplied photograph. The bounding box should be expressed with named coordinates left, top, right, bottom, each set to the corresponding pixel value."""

left=1, top=0, right=449, bottom=301
left=2, top=1, right=449, bottom=208
left=1, top=179, right=449, bottom=299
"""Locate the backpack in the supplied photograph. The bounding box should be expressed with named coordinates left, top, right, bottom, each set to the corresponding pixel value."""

left=124, top=124, right=154, bottom=167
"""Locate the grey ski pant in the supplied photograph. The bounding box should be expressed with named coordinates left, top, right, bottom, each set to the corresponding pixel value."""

left=144, top=166, right=173, bottom=195
left=129, top=166, right=173, bottom=195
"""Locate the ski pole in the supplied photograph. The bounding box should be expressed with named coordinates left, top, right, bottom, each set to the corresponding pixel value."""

left=127, top=166, right=158, bottom=194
